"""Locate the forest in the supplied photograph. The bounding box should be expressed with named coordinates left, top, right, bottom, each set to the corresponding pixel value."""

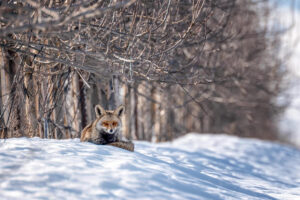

left=0, top=0, right=284, bottom=142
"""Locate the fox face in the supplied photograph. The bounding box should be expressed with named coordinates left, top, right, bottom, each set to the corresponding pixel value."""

left=80, top=104, right=125, bottom=144
left=94, top=105, right=125, bottom=135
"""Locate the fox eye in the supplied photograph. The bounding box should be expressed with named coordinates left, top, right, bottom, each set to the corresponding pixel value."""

left=112, top=122, right=118, bottom=126
left=102, top=122, right=109, bottom=126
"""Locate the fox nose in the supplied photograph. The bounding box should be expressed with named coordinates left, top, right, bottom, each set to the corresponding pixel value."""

left=109, top=129, right=113, bottom=133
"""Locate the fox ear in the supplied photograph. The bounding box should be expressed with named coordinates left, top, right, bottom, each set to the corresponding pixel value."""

left=95, top=105, right=106, bottom=118
left=114, top=105, right=125, bottom=117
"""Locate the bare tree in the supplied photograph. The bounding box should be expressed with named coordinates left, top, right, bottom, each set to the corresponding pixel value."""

left=0, top=0, right=285, bottom=142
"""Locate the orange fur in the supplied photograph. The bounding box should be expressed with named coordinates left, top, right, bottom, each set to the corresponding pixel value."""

left=80, top=105, right=124, bottom=145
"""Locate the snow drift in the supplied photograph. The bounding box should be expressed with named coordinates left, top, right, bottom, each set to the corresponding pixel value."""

left=0, top=134, right=300, bottom=200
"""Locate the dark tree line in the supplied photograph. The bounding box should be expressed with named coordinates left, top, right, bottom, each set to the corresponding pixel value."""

left=0, top=0, right=284, bottom=142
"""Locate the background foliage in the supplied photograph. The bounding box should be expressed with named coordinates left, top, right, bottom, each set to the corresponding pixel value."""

left=0, top=0, right=284, bottom=142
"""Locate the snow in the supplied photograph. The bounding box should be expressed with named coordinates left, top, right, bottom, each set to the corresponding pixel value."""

left=0, top=134, right=300, bottom=200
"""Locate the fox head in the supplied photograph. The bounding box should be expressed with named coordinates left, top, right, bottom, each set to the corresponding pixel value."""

left=94, top=105, right=125, bottom=134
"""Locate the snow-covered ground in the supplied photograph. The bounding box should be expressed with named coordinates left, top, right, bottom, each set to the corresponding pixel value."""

left=0, top=134, right=300, bottom=200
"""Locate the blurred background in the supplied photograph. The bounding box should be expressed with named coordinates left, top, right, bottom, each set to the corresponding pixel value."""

left=273, top=0, right=300, bottom=146
left=0, top=0, right=299, bottom=146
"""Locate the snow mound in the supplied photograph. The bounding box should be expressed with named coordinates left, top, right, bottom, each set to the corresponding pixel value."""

left=0, top=134, right=300, bottom=200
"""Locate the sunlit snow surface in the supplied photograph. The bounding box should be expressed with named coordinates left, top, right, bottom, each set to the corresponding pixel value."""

left=0, top=133, right=300, bottom=200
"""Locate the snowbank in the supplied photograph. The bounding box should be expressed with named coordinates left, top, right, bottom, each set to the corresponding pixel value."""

left=0, top=134, right=300, bottom=200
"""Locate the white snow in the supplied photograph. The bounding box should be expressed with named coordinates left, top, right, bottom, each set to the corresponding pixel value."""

left=0, top=133, right=300, bottom=200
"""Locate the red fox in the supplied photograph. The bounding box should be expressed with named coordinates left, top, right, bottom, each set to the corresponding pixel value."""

left=80, top=105, right=125, bottom=145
